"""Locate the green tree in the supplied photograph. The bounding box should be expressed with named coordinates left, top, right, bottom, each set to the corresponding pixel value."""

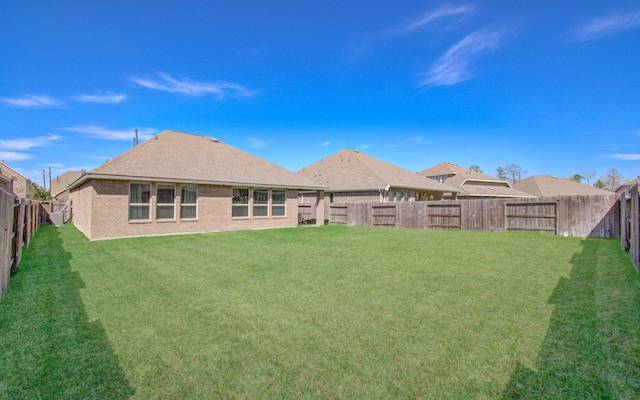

left=470, top=165, right=482, bottom=173
left=569, top=174, right=583, bottom=183
left=593, top=179, right=608, bottom=190
left=28, top=182, right=51, bottom=200
left=496, top=166, right=507, bottom=180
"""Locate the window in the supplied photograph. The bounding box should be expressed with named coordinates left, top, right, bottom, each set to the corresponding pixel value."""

left=253, top=189, right=268, bottom=217
left=129, top=183, right=151, bottom=220
left=156, top=184, right=176, bottom=220
left=232, top=188, right=249, bottom=217
left=180, top=185, right=197, bottom=219
left=403, top=191, right=410, bottom=201
left=272, top=189, right=286, bottom=216
left=388, top=191, right=395, bottom=202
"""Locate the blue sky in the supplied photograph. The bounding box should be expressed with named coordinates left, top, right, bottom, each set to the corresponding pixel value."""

left=1, top=1, right=639, bottom=187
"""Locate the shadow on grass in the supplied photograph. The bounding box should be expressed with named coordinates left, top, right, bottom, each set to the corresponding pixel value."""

left=502, top=238, right=640, bottom=399
left=0, top=225, right=134, bottom=399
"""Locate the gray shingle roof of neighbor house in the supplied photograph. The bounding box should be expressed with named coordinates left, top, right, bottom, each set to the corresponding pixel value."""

left=296, top=148, right=459, bottom=193
left=50, top=170, right=83, bottom=198
left=68, top=130, right=326, bottom=190
left=513, top=175, right=614, bottom=197
left=616, top=176, right=640, bottom=193
left=419, top=161, right=534, bottom=198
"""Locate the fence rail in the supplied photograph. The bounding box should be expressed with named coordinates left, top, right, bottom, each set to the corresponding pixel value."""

left=300, top=194, right=621, bottom=238
left=1, top=189, right=41, bottom=299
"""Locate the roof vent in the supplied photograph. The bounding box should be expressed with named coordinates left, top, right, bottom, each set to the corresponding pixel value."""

left=353, top=149, right=360, bottom=153
left=210, top=137, right=219, bottom=142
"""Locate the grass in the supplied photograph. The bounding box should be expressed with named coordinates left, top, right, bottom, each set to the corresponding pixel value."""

left=1, top=224, right=639, bottom=399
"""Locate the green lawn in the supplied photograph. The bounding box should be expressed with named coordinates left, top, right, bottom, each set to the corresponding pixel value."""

left=1, top=224, right=639, bottom=399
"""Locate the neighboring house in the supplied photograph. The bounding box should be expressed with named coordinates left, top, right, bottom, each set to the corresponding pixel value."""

left=419, top=162, right=533, bottom=199
left=616, top=176, right=640, bottom=195
left=50, top=170, right=83, bottom=200
left=0, top=161, right=31, bottom=199
left=296, top=148, right=458, bottom=203
left=67, top=130, right=326, bottom=240
left=513, top=175, right=613, bottom=197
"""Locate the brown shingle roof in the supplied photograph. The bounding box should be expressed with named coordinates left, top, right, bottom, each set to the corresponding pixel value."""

left=513, top=175, right=613, bottom=197
left=70, top=130, right=325, bottom=190
left=296, top=149, right=458, bottom=193
left=419, top=162, right=533, bottom=198
left=50, top=170, right=83, bottom=197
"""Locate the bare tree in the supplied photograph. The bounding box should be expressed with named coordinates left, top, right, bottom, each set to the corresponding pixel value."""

left=581, top=170, right=596, bottom=186
left=503, top=164, right=527, bottom=184
left=605, top=168, right=624, bottom=191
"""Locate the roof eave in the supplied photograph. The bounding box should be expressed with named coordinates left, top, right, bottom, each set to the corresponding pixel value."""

left=68, top=173, right=327, bottom=191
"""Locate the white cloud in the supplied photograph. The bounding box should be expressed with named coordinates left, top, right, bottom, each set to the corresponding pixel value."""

left=605, top=153, right=640, bottom=161
left=130, top=72, right=257, bottom=99
left=0, top=134, right=61, bottom=150
left=574, top=12, right=640, bottom=41
left=1, top=94, right=64, bottom=107
left=0, top=151, right=32, bottom=161
left=392, top=4, right=475, bottom=35
left=322, top=141, right=330, bottom=146
left=420, top=29, right=503, bottom=86
left=72, top=92, right=127, bottom=103
left=247, top=137, right=265, bottom=148
left=411, top=137, right=431, bottom=145
left=358, top=144, right=372, bottom=149
left=61, top=125, right=156, bottom=141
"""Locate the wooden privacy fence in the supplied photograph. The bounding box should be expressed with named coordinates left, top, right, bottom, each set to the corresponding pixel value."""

left=40, top=200, right=72, bottom=226
left=0, top=189, right=41, bottom=299
left=302, top=194, right=620, bottom=238
left=620, top=184, right=640, bottom=273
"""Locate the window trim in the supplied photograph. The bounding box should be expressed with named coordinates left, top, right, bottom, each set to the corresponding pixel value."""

left=156, top=183, right=176, bottom=221
left=271, top=189, right=287, bottom=218
left=129, top=182, right=152, bottom=222
left=179, top=184, right=198, bottom=220
left=253, top=188, right=269, bottom=218
left=232, top=187, right=250, bottom=219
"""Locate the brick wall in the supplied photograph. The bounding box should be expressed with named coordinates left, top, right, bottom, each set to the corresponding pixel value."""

left=73, top=179, right=300, bottom=240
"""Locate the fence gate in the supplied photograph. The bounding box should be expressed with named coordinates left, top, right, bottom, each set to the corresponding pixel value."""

left=329, top=205, right=348, bottom=224
left=372, top=205, right=396, bottom=227
left=427, top=203, right=461, bottom=229
left=505, top=202, right=558, bottom=233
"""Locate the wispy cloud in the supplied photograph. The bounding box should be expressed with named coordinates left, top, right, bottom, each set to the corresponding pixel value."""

left=358, top=144, right=372, bottom=150
left=573, top=12, right=640, bottom=41
left=604, top=153, right=640, bottom=161
left=411, top=137, right=431, bottom=145
left=0, top=151, right=32, bottom=161
left=322, top=141, right=330, bottom=146
left=247, top=137, right=265, bottom=148
left=420, top=29, right=503, bottom=86
left=72, top=92, right=127, bottom=103
left=60, top=125, right=156, bottom=141
left=131, top=72, right=257, bottom=99
left=391, top=4, right=475, bottom=35
left=1, top=94, right=64, bottom=107
left=0, top=134, right=61, bottom=150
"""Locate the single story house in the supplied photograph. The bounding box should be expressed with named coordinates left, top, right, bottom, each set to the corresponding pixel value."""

left=419, top=162, right=533, bottom=199
left=296, top=148, right=458, bottom=203
left=0, top=161, right=31, bottom=199
left=68, top=130, right=326, bottom=240
left=514, top=175, right=613, bottom=197
left=51, top=170, right=83, bottom=201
